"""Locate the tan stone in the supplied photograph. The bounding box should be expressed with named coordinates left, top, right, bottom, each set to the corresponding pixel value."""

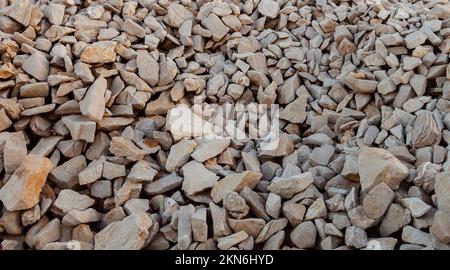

left=211, top=171, right=262, bottom=203
left=0, top=155, right=53, bottom=211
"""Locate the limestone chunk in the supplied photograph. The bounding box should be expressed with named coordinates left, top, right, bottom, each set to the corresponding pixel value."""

left=62, top=208, right=102, bottom=227
left=136, top=51, right=159, bottom=86
left=0, top=155, right=53, bottom=211
left=191, top=208, right=208, bottom=242
left=223, top=191, right=250, bottom=219
left=3, top=132, right=27, bottom=174
left=191, top=138, right=230, bottom=162
left=62, top=115, right=96, bottom=143
left=211, top=171, right=262, bottom=203
left=402, top=197, right=431, bottom=218
left=202, top=14, right=229, bottom=42
left=166, top=139, right=197, bottom=172
left=164, top=4, right=194, bottom=28
left=430, top=211, right=450, bottom=244
left=344, top=76, right=378, bottom=94
left=405, top=31, right=427, bottom=49
left=81, top=41, right=117, bottom=64
left=79, top=76, right=107, bottom=121
left=22, top=52, right=49, bottom=81
left=78, top=159, right=103, bottom=185
left=267, top=172, right=314, bottom=199
left=358, top=147, right=409, bottom=192
left=412, top=110, right=441, bottom=148
left=109, top=136, right=146, bottom=161
left=0, top=0, right=36, bottom=26
left=210, top=202, right=232, bottom=239
left=50, top=155, right=87, bottom=188
left=279, top=96, right=308, bottom=123
left=177, top=204, right=195, bottom=250
left=290, top=221, right=316, bottom=249
left=54, top=189, right=94, bottom=215
left=218, top=231, right=249, bottom=250
left=128, top=160, right=158, bottom=183
left=258, top=0, right=279, bottom=19
left=380, top=204, right=411, bottom=237
left=144, top=173, right=183, bottom=195
left=94, top=213, right=153, bottom=250
left=363, top=183, right=395, bottom=219
left=182, top=160, right=219, bottom=196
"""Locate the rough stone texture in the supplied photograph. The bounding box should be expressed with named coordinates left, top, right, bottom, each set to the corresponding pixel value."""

left=0, top=155, right=53, bottom=211
left=290, top=221, right=316, bottom=249
left=267, top=172, right=314, bottom=199
left=358, top=147, right=409, bottom=192
left=363, top=183, right=395, bottom=220
left=94, top=213, right=153, bottom=250
left=182, top=160, right=219, bottom=196
left=211, top=171, right=262, bottom=203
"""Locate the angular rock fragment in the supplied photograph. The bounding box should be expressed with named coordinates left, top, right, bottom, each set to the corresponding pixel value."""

left=290, top=221, right=316, bottom=249
left=50, top=155, right=86, bottom=188
left=363, top=183, right=395, bottom=220
left=358, top=147, right=409, bottom=192
left=211, top=171, right=262, bottom=203
left=54, top=189, right=95, bottom=214
left=165, top=139, right=197, bottom=172
left=267, top=172, right=314, bottom=199
left=94, top=213, right=153, bottom=250
left=22, top=52, right=49, bottom=81
left=412, top=111, right=441, bottom=148
left=258, top=0, right=279, bottom=19
left=182, top=161, right=219, bottom=196
left=0, top=155, right=53, bottom=211
left=191, top=138, right=230, bottom=162
left=109, top=137, right=146, bottom=161
left=81, top=41, right=117, bottom=64
left=79, top=76, right=106, bottom=121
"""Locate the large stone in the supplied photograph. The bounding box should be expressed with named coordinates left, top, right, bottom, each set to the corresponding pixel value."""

left=345, top=226, right=368, bottom=249
left=54, top=189, right=95, bottom=215
left=181, top=160, right=219, bottom=196
left=62, top=115, right=96, bottom=143
left=211, top=171, right=262, bottom=203
left=344, top=76, right=378, bottom=94
left=402, top=197, right=431, bottom=218
left=3, top=132, right=27, bottom=174
left=136, top=51, right=159, bottom=86
left=267, top=172, right=314, bottom=199
left=81, top=41, right=117, bottom=64
left=50, top=155, right=87, bottom=188
left=380, top=203, right=411, bottom=237
left=363, top=183, right=395, bottom=219
left=404, top=31, right=427, bottom=49
left=430, top=210, right=450, bottom=244
left=202, top=14, right=229, bottom=42
left=434, top=172, right=450, bottom=213
left=0, top=155, right=53, bottom=211
left=358, top=147, right=409, bottom=192
left=290, top=221, right=316, bottom=249
left=22, top=52, right=49, bottom=81
left=258, top=0, right=280, bottom=19
left=0, top=0, right=36, bottom=26
left=79, top=76, right=107, bottom=121
left=165, top=139, right=197, bottom=172
left=412, top=110, right=441, bottom=148
left=94, top=213, right=153, bottom=250
left=164, top=4, right=194, bottom=28
left=191, top=138, right=230, bottom=162
left=109, top=136, right=146, bottom=161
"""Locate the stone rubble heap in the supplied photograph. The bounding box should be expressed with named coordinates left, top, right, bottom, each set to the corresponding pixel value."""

left=0, top=0, right=450, bottom=250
